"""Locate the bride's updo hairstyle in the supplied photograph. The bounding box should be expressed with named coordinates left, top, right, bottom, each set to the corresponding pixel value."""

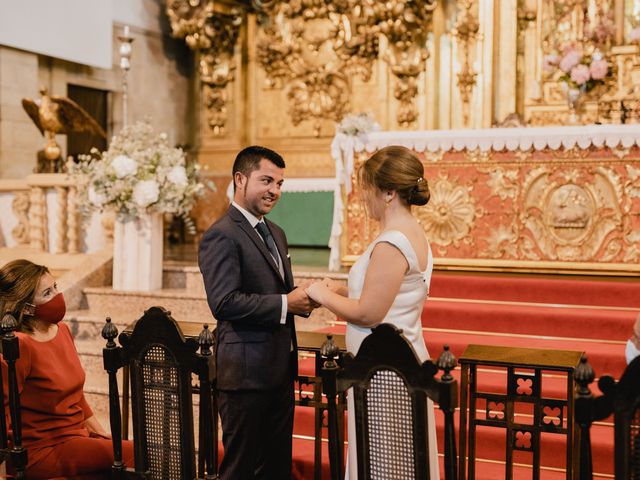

left=359, top=145, right=431, bottom=206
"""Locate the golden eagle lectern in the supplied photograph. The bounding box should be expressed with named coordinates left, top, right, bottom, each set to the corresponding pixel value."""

left=22, top=88, right=106, bottom=173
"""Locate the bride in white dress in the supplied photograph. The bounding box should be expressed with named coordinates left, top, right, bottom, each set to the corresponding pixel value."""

left=306, top=145, right=439, bottom=480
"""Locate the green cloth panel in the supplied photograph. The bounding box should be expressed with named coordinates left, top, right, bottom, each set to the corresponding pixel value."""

left=267, top=191, right=333, bottom=247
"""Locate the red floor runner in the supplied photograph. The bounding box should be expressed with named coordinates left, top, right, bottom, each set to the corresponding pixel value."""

left=288, top=271, right=636, bottom=478
left=422, top=299, right=637, bottom=341
left=430, top=271, right=640, bottom=308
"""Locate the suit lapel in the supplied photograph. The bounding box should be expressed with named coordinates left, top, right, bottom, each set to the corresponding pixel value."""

left=267, top=219, right=294, bottom=290
left=229, top=206, right=285, bottom=284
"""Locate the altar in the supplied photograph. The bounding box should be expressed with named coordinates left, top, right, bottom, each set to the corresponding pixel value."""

left=331, top=125, right=640, bottom=275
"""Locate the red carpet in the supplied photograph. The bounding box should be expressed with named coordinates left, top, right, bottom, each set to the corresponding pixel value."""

left=287, top=271, right=637, bottom=478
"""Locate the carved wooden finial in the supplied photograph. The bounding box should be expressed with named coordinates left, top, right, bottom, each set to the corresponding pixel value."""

left=320, top=334, right=339, bottom=369
left=436, top=345, right=457, bottom=381
left=101, top=317, right=119, bottom=348
left=0, top=312, right=17, bottom=336
left=574, top=355, right=595, bottom=396
left=198, top=324, right=214, bottom=356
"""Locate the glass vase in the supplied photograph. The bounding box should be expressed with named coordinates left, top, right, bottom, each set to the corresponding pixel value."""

left=567, top=87, right=582, bottom=125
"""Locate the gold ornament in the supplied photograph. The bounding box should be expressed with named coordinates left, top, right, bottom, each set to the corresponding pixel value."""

left=166, top=0, right=243, bottom=135
left=415, top=175, right=476, bottom=247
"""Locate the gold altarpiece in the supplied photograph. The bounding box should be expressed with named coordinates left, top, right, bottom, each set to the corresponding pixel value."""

left=332, top=126, right=640, bottom=274
left=166, top=0, right=640, bottom=271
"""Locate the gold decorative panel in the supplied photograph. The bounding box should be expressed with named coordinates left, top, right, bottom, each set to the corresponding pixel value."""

left=163, top=0, right=640, bottom=234
left=344, top=146, right=640, bottom=272
left=166, top=0, right=244, bottom=135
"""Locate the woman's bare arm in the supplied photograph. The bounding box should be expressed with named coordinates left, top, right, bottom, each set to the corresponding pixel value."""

left=306, top=242, right=407, bottom=327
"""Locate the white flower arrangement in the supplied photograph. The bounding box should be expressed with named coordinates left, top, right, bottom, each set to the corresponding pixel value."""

left=336, top=112, right=381, bottom=137
left=69, top=121, right=206, bottom=228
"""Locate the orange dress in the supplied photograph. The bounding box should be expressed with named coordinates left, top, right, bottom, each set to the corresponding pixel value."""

left=1, top=322, right=133, bottom=479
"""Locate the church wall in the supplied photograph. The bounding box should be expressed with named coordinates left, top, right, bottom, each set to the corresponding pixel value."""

left=0, top=47, right=41, bottom=178
left=0, top=16, right=194, bottom=180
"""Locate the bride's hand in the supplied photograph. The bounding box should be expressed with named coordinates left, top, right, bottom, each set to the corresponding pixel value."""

left=305, top=281, right=330, bottom=305
left=320, top=277, right=346, bottom=296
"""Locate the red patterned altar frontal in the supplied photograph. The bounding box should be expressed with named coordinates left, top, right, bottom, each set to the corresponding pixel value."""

left=336, top=126, right=640, bottom=273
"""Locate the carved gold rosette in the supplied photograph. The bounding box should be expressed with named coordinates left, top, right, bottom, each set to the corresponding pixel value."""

left=415, top=175, right=476, bottom=251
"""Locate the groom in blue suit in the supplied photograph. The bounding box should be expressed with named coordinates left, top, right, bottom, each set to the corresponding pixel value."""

left=199, top=146, right=316, bottom=479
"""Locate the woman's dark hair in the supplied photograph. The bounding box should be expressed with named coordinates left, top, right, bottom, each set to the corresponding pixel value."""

left=0, top=259, right=49, bottom=333
left=359, top=145, right=430, bottom=206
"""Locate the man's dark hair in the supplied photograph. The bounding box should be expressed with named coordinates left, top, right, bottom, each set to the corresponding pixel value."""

left=232, top=146, right=285, bottom=191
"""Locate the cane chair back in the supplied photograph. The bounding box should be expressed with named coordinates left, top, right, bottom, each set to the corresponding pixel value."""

left=102, top=306, right=216, bottom=480
left=323, top=323, right=458, bottom=480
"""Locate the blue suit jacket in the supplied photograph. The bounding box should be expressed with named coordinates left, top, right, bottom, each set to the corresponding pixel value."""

left=198, top=205, right=297, bottom=391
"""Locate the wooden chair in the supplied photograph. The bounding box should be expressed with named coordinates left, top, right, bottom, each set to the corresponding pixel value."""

left=0, top=308, right=27, bottom=479
left=575, top=355, right=640, bottom=479
left=322, top=323, right=458, bottom=480
left=102, top=307, right=217, bottom=480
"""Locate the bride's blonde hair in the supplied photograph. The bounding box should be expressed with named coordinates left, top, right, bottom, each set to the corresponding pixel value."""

left=359, top=146, right=430, bottom=206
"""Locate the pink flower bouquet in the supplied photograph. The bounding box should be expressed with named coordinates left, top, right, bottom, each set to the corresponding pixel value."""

left=543, top=44, right=610, bottom=92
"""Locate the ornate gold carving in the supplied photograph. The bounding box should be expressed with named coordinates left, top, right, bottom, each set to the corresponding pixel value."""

left=254, top=0, right=436, bottom=130
left=596, top=45, right=640, bottom=124
left=486, top=224, right=519, bottom=259
left=254, top=2, right=373, bottom=133
left=11, top=191, right=30, bottom=245
left=453, top=0, right=479, bottom=126
left=626, top=164, right=640, bottom=198
left=345, top=197, right=369, bottom=257
left=377, top=0, right=437, bottom=126
left=415, top=175, right=476, bottom=248
left=494, top=113, right=527, bottom=128
left=424, top=150, right=445, bottom=163
left=486, top=168, right=519, bottom=200
left=166, top=0, right=243, bottom=134
left=522, top=167, right=623, bottom=261
left=547, top=184, right=592, bottom=231
left=465, top=149, right=492, bottom=163
left=528, top=111, right=569, bottom=126
left=522, top=1, right=640, bottom=127
left=549, top=147, right=592, bottom=160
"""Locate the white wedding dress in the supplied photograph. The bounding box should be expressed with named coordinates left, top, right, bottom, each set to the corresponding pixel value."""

left=345, top=229, right=439, bottom=480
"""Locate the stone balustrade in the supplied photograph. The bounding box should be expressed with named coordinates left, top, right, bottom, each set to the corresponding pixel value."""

left=25, top=173, right=81, bottom=254
left=0, top=179, right=30, bottom=248
left=0, top=174, right=92, bottom=254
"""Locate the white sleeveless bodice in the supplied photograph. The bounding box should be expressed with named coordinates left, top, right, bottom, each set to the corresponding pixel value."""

left=343, top=229, right=439, bottom=480
left=345, top=229, right=433, bottom=361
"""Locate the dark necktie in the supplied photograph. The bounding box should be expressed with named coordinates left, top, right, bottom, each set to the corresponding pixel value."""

left=256, top=222, right=281, bottom=268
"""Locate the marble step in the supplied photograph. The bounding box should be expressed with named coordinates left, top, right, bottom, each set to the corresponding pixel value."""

left=83, top=287, right=339, bottom=330
left=83, top=287, right=213, bottom=324
left=162, top=261, right=347, bottom=299
left=163, top=264, right=205, bottom=295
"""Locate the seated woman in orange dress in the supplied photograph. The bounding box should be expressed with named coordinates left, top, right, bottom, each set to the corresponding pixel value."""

left=0, top=259, right=134, bottom=479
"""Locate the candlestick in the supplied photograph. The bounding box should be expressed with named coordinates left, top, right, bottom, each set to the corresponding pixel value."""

left=117, top=25, right=134, bottom=126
